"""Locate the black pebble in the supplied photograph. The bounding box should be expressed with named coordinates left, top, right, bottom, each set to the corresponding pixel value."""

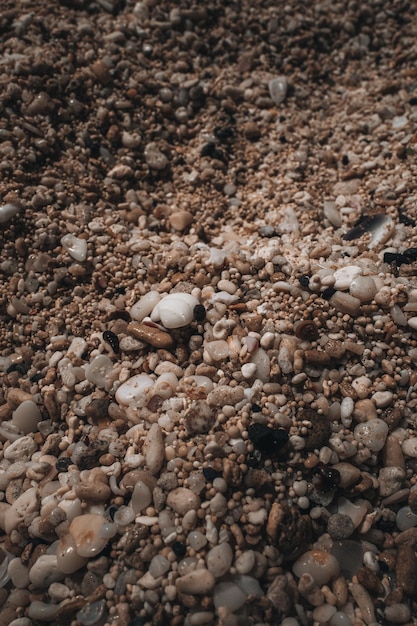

left=193, top=304, right=206, bottom=322
left=248, top=423, right=289, bottom=454
left=103, top=330, right=120, bottom=354
left=203, top=467, right=222, bottom=482
left=214, top=126, right=234, bottom=142
left=321, top=286, right=336, bottom=300
left=6, top=363, right=29, bottom=375
left=299, top=275, right=310, bottom=289
left=172, top=541, right=187, bottom=558
left=251, top=403, right=262, bottom=413
left=56, top=457, right=72, bottom=472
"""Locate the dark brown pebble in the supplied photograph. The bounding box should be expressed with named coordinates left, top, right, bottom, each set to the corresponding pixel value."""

left=356, top=567, right=384, bottom=596
left=396, top=542, right=417, bottom=596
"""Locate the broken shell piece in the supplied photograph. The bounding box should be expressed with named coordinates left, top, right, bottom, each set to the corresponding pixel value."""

left=343, top=214, right=395, bottom=249
left=151, top=293, right=199, bottom=329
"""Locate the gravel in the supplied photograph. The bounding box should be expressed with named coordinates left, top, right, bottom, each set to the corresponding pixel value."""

left=1, top=0, right=417, bottom=624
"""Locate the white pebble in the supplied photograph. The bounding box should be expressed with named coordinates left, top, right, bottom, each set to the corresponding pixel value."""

left=333, top=265, right=362, bottom=290
left=340, top=397, right=354, bottom=420
left=61, top=233, right=88, bottom=262
left=293, top=550, right=340, bottom=586
left=11, top=400, right=42, bottom=434
left=84, top=354, right=113, bottom=388
left=4, top=436, right=37, bottom=462
left=354, top=418, right=388, bottom=452
left=0, top=203, right=20, bottom=223
left=115, top=373, right=154, bottom=406
left=241, top=363, right=257, bottom=379
left=151, top=293, right=199, bottom=328
left=349, top=276, right=377, bottom=302
left=29, top=554, right=64, bottom=587
left=268, top=76, right=287, bottom=105
left=408, top=317, right=417, bottom=330
left=130, top=291, right=161, bottom=322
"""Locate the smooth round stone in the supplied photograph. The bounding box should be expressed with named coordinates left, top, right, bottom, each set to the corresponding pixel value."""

left=235, top=550, right=256, bottom=575
left=151, top=293, right=199, bottom=328
left=292, top=550, right=340, bottom=586
left=61, top=234, right=88, bottom=262
left=8, top=558, right=29, bottom=589
left=167, top=488, right=201, bottom=515
left=130, top=292, right=161, bottom=322
left=176, top=568, right=215, bottom=595
left=56, top=533, right=89, bottom=574
left=330, top=540, right=364, bottom=579
left=206, top=543, right=233, bottom=578
left=28, top=601, right=59, bottom=621
left=115, top=373, right=154, bottom=406
left=329, top=612, right=354, bottom=626
left=85, top=355, right=113, bottom=388
left=313, top=605, right=337, bottom=623
left=149, top=555, right=171, bottom=578
left=12, top=400, right=42, bottom=434
left=187, top=531, right=208, bottom=550
left=396, top=506, right=417, bottom=531
left=169, top=210, right=193, bottom=231
left=333, top=265, right=362, bottom=290
left=408, top=317, right=417, bottom=330
left=402, top=437, right=417, bottom=458
left=349, top=276, right=377, bottom=302
left=353, top=418, right=388, bottom=452
left=372, top=391, right=393, bottom=408
left=131, top=481, right=152, bottom=514
left=0, top=203, right=20, bottom=223
left=213, top=581, right=246, bottom=611
left=268, top=76, right=287, bottom=105
left=69, top=514, right=109, bottom=558
left=29, top=554, right=64, bottom=587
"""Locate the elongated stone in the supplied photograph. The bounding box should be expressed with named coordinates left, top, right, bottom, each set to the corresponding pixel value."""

left=127, top=322, right=174, bottom=349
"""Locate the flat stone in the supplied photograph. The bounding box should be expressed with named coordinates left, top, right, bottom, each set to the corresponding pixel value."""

left=127, top=322, right=174, bottom=349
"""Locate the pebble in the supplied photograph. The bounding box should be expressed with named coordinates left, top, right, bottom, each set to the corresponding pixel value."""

left=402, top=437, right=417, bottom=458
left=292, top=550, right=340, bottom=586
left=151, top=293, right=199, bottom=329
left=8, top=558, right=29, bottom=589
left=127, top=321, right=174, bottom=349
left=115, top=373, right=154, bottom=406
left=206, top=543, right=233, bottom=578
left=0, top=203, right=20, bottom=223
left=268, top=76, right=288, bottom=105
left=354, top=419, right=388, bottom=452
left=372, top=391, right=393, bottom=408
left=333, top=265, right=362, bottom=290
left=184, top=400, right=215, bottom=434
left=235, top=550, right=256, bottom=575
left=349, top=276, right=377, bottom=302
left=327, top=514, right=354, bottom=540
left=56, top=533, right=88, bottom=574
left=61, top=234, right=88, bottom=262
left=144, top=142, right=169, bottom=170
left=396, top=506, right=417, bottom=531
left=143, top=424, right=165, bottom=475
left=167, top=488, right=201, bottom=515
left=176, top=568, right=215, bottom=595
left=5, top=486, right=38, bottom=534
left=207, top=385, right=245, bottom=407
left=213, top=581, right=247, bottom=612
left=130, top=292, right=161, bottom=322
left=69, top=514, right=109, bottom=558
left=4, top=436, right=37, bottom=462
left=85, top=355, right=113, bottom=388
left=29, top=555, right=64, bottom=588
left=11, top=400, right=42, bottom=434
left=169, top=211, right=193, bottom=231
left=379, top=466, right=406, bottom=497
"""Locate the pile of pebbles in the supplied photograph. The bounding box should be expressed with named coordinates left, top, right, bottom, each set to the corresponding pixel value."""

left=1, top=0, right=417, bottom=624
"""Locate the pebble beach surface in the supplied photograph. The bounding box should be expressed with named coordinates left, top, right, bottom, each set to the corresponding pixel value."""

left=1, top=0, right=417, bottom=625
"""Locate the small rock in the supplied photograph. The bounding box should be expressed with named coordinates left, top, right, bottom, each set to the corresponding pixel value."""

left=127, top=322, right=174, bottom=349
left=75, top=482, right=112, bottom=504
left=169, top=211, right=193, bottom=231
left=143, top=424, right=165, bottom=475
left=69, top=514, right=109, bottom=558
left=354, top=418, right=388, bottom=452
left=293, top=550, right=340, bottom=586
left=327, top=514, right=354, bottom=540
left=11, top=401, right=42, bottom=434
left=144, top=142, right=169, bottom=170
left=242, top=121, right=261, bottom=141
left=29, top=554, right=64, bottom=587
left=184, top=400, right=215, bottom=434
left=176, top=569, right=215, bottom=595
left=61, top=234, right=88, bottom=262
left=167, top=488, right=201, bottom=515
left=268, top=76, right=287, bottom=105
left=206, top=543, right=233, bottom=578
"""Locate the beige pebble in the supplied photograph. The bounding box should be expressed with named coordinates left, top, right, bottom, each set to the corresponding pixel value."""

left=169, top=210, right=193, bottom=231
left=176, top=568, right=215, bottom=595
left=74, top=481, right=112, bottom=504
left=143, top=424, right=165, bottom=475
left=167, top=488, right=201, bottom=515
left=6, top=388, right=33, bottom=409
